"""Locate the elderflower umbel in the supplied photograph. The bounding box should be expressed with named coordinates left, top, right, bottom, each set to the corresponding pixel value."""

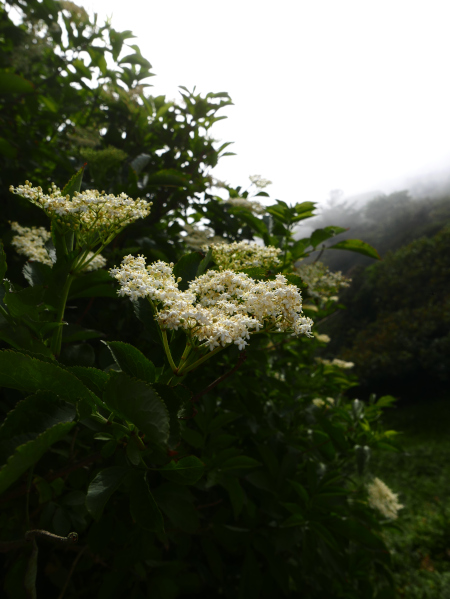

left=10, top=222, right=106, bottom=272
left=182, top=224, right=224, bottom=251
left=367, top=477, right=404, bottom=520
left=312, top=397, right=335, bottom=408
left=315, top=333, right=331, bottom=343
left=110, top=255, right=314, bottom=351
left=9, top=181, right=152, bottom=243
left=205, top=241, right=282, bottom=270
left=315, top=357, right=354, bottom=369
left=225, top=196, right=266, bottom=215
left=295, top=261, right=350, bottom=305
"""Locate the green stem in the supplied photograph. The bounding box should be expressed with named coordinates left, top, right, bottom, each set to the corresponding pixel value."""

left=50, top=275, right=75, bottom=357
left=177, top=342, right=192, bottom=371
left=181, top=344, right=224, bottom=374
left=161, top=329, right=178, bottom=373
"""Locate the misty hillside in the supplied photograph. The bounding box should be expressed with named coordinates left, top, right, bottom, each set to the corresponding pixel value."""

left=296, top=174, right=450, bottom=275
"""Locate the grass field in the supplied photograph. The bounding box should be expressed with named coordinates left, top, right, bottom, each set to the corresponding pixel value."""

left=372, top=397, right=450, bottom=597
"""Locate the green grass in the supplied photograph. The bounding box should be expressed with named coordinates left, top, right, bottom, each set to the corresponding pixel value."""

left=371, top=398, right=450, bottom=598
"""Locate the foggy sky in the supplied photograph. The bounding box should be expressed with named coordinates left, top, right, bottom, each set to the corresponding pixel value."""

left=79, top=0, right=450, bottom=206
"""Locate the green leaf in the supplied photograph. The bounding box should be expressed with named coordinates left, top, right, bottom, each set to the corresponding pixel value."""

left=196, top=249, right=213, bottom=276
left=329, top=517, right=386, bottom=550
left=61, top=165, right=85, bottom=199
left=284, top=273, right=308, bottom=290
left=3, top=285, right=44, bottom=321
left=103, top=372, right=169, bottom=446
left=220, top=476, right=245, bottom=520
left=160, top=456, right=205, bottom=485
left=152, top=483, right=198, bottom=533
left=288, top=480, right=309, bottom=506
left=0, top=390, right=75, bottom=447
left=132, top=297, right=162, bottom=344
left=0, top=71, right=34, bottom=94
left=0, top=241, right=7, bottom=281
left=152, top=383, right=184, bottom=447
left=0, top=316, right=53, bottom=357
left=22, top=262, right=53, bottom=288
left=102, top=341, right=156, bottom=384
left=310, top=226, right=347, bottom=248
left=60, top=343, right=95, bottom=367
left=85, top=467, right=129, bottom=520
left=180, top=427, right=204, bottom=448
left=328, top=239, right=381, bottom=260
left=219, top=456, right=261, bottom=472
left=0, top=137, right=17, bottom=159
left=229, top=209, right=268, bottom=237
left=39, top=95, right=57, bottom=112
left=0, top=421, right=75, bottom=495
left=129, top=472, right=164, bottom=532
left=173, top=253, right=203, bottom=291
left=68, top=269, right=114, bottom=298
left=0, top=350, right=100, bottom=408
left=294, top=201, right=316, bottom=215
left=145, top=169, right=189, bottom=187
left=66, top=366, right=109, bottom=398
left=63, top=324, right=105, bottom=343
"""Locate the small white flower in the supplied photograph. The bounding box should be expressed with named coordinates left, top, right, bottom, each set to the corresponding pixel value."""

left=367, top=477, right=404, bottom=520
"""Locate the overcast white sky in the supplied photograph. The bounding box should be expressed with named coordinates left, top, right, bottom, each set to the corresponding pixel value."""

left=79, top=0, right=450, bottom=205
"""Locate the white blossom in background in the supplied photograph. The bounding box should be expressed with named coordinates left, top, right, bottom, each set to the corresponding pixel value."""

left=181, top=224, right=224, bottom=251
left=110, top=255, right=314, bottom=352
left=295, top=260, right=350, bottom=305
left=367, top=477, right=404, bottom=520
left=249, top=175, right=272, bottom=189
left=10, top=222, right=106, bottom=272
left=315, top=357, right=355, bottom=369
left=9, top=181, right=152, bottom=243
left=315, top=333, right=331, bottom=343
left=312, top=397, right=335, bottom=408
left=205, top=240, right=281, bottom=270
left=224, top=196, right=266, bottom=215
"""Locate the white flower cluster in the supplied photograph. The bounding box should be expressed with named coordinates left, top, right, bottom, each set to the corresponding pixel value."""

left=315, top=357, right=355, bottom=369
left=315, top=333, right=331, bottom=343
left=205, top=241, right=282, bottom=270
left=295, top=261, right=350, bottom=304
left=181, top=224, right=224, bottom=251
left=10, top=222, right=106, bottom=272
left=225, top=197, right=266, bottom=215
left=9, top=181, right=152, bottom=241
left=110, top=255, right=314, bottom=351
left=367, top=477, right=404, bottom=520
left=249, top=175, right=272, bottom=189
left=312, top=397, right=335, bottom=408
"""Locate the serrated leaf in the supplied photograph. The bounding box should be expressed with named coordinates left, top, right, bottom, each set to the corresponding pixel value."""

left=0, top=390, right=75, bottom=445
left=102, top=341, right=155, bottom=384
left=85, top=467, right=129, bottom=520
left=0, top=350, right=100, bottom=408
left=0, top=421, right=75, bottom=495
left=103, top=372, right=169, bottom=446
left=152, top=383, right=184, bottom=447
left=160, top=456, right=205, bottom=485
left=66, top=366, right=109, bottom=397
left=173, top=252, right=203, bottom=291
left=328, top=239, right=381, bottom=260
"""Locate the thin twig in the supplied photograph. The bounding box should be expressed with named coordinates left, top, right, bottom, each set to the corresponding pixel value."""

left=190, top=351, right=247, bottom=403
left=57, top=545, right=87, bottom=599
